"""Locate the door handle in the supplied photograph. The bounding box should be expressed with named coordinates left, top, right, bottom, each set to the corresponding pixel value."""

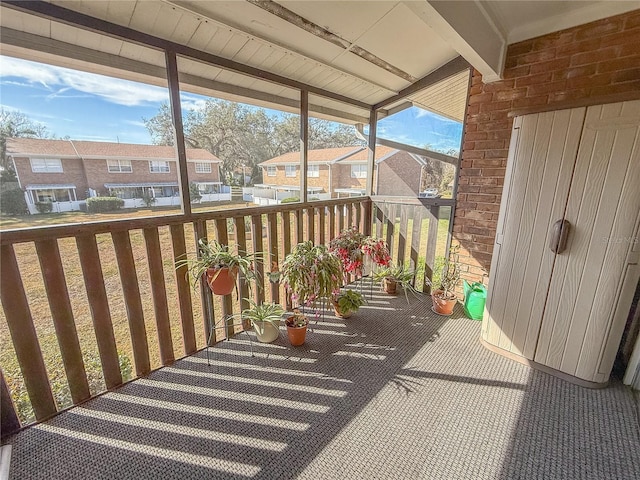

left=549, top=219, right=571, bottom=254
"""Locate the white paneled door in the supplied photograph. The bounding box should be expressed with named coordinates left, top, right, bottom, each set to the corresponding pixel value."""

left=483, top=100, right=640, bottom=385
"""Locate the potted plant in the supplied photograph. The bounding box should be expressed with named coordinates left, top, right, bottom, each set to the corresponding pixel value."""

left=374, top=264, right=415, bottom=295
left=280, top=241, right=342, bottom=307
left=241, top=301, right=284, bottom=343
left=329, top=227, right=391, bottom=277
left=285, top=308, right=309, bottom=346
left=362, top=237, right=392, bottom=269
left=332, top=289, right=365, bottom=318
left=428, top=246, right=461, bottom=316
left=176, top=238, right=259, bottom=296
left=329, top=226, right=368, bottom=275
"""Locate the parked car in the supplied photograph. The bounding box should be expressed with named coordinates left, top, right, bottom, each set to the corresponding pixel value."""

left=419, top=188, right=440, bottom=198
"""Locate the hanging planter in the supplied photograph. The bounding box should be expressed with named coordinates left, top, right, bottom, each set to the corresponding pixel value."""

left=175, top=239, right=261, bottom=298
left=206, top=266, right=238, bottom=296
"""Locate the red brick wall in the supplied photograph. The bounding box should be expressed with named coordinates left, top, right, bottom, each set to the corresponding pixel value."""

left=187, top=162, right=220, bottom=184
left=83, top=158, right=176, bottom=196
left=333, top=164, right=367, bottom=191
left=13, top=156, right=89, bottom=197
left=454, top=9, right=640, bottom=286
left=261, top=165, right=331, bottom=192
left=15, top=157, right=220, bottom=199
left=376, top=151, right=422, bottom=196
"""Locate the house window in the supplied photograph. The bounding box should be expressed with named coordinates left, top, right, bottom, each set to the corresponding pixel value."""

left=266, top=166, right=277, bottom=177
left=285, top=165, right=297, bottom=177
left=307, top=165, right=319, bottom=177
left=149, top=161, right=170, bottom=173
left=195, top=162, right=212, bottom=173
left=33, top=188, right=71, bottom=202
left=351, top=164, right=367, bottom=178
left=31, top=158, right=63, bottom=173
left=107, top=159, right=132, bottom=173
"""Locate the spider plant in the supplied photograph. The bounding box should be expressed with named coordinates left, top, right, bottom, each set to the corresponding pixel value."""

left=175, top=238, right=262, bottom=294
left=240, top=301, right=284, bottom=343
left=374, top=263, right=419, bottom=304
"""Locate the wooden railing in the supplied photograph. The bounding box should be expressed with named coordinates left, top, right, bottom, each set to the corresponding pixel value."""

left=0, top=195, right=451, bottom=434
left=371, top=196, right=453, bottom=293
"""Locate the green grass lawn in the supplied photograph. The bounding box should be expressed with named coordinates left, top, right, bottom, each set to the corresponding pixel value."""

left=0, top=200, right=250, bottom=230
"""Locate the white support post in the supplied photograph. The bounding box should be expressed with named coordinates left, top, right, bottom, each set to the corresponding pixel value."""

left=300, top=90, right=309, bottom=203
left=365, top=109, right=377, bottom=196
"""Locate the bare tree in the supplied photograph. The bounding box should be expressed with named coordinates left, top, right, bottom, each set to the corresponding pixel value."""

left=0, top=109, right=49, bottom=172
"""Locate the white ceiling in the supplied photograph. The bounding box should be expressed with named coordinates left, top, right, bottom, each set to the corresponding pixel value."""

left=483, top=0, right=639, bottom=43
left=0, top=0, right=637, bottom=125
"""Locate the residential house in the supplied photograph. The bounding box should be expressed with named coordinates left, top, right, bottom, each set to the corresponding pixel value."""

left=7, top=138, right=225, bottom=212
left=256, top=145, right=445, bottom=202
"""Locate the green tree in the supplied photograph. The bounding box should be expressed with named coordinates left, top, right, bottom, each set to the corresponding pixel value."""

left=420, top=144, right=459, bottom=191
left=0, top=109, right=49, bottom=171
left=142, top=103, right=175, bottom=146
left=143, top=100, right=362, bottom=183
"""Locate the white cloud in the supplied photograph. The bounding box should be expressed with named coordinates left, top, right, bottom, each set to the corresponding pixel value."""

left=1, top=80, right=34, bottom=88
left=0, top=56, right=169, bottom=106
left=415, top=107, right=459, bottom=125
left=180, top=95, right=208, bottom=112
left=123, top=120, right=147, bottom=128
left=69, top=134, right=114, bottom=141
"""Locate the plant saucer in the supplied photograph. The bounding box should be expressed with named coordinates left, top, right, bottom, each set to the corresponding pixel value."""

left=431, top=306, right=453, bottom=316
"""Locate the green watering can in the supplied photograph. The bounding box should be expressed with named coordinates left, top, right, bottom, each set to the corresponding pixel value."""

left=463, top=280, right=487, bottom=320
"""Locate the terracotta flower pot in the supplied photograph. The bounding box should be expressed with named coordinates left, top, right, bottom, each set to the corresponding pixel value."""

left=332, top=300, right=352, bottom=319
left=286, top=316, right=308, bottom=346
left=206, top=266, right=238, bottom=296
left=382, top=277, right=397, bottom=294
left=432, top=289, right=457, bottom=315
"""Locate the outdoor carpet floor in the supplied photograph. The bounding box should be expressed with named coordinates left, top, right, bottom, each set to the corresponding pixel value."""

left=4, top=288, right=640, bottom=479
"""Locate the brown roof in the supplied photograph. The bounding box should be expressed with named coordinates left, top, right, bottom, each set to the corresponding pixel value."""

left=6, top=138, right=220, bottom=162
left=259, top=145, right=396, bottom=166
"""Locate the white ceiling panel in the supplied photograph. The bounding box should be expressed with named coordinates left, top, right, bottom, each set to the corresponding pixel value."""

left=127, top=1, right=164, bottom=33
left=170, top=12, right=203, bottom=46
left=408, top=70, right=470, bottom=122
left=104, top=0, right=137, bottom=27
left=352, top=3, right=458, bottom=79
left=280, top=1, right=400, bottom=43
left=483, top=0, right=639, bottom=43
left=1, top=5, right=50, bottom=36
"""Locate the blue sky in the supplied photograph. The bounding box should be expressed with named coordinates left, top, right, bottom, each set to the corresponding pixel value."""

left=0, top=56, right=462, bottom=151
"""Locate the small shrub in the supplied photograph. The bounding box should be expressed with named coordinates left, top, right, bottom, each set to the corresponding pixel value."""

left=86, top=196, right=124, bottom=213
left=0, top=188, right=28, bottom=215
left=35, top=201, right=53, bottom=214
left=189, top=182, right=202, bottom=203
left=141, top=190, right=157, bottom=208
left=280, top=197, right=300, bottom=204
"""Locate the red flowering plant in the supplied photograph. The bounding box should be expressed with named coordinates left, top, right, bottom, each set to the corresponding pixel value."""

left=329, top=226, right=392, bottom=275
left=362, top=237, right=391, bottom=268
left=329, top=226, right=368, bottom=274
